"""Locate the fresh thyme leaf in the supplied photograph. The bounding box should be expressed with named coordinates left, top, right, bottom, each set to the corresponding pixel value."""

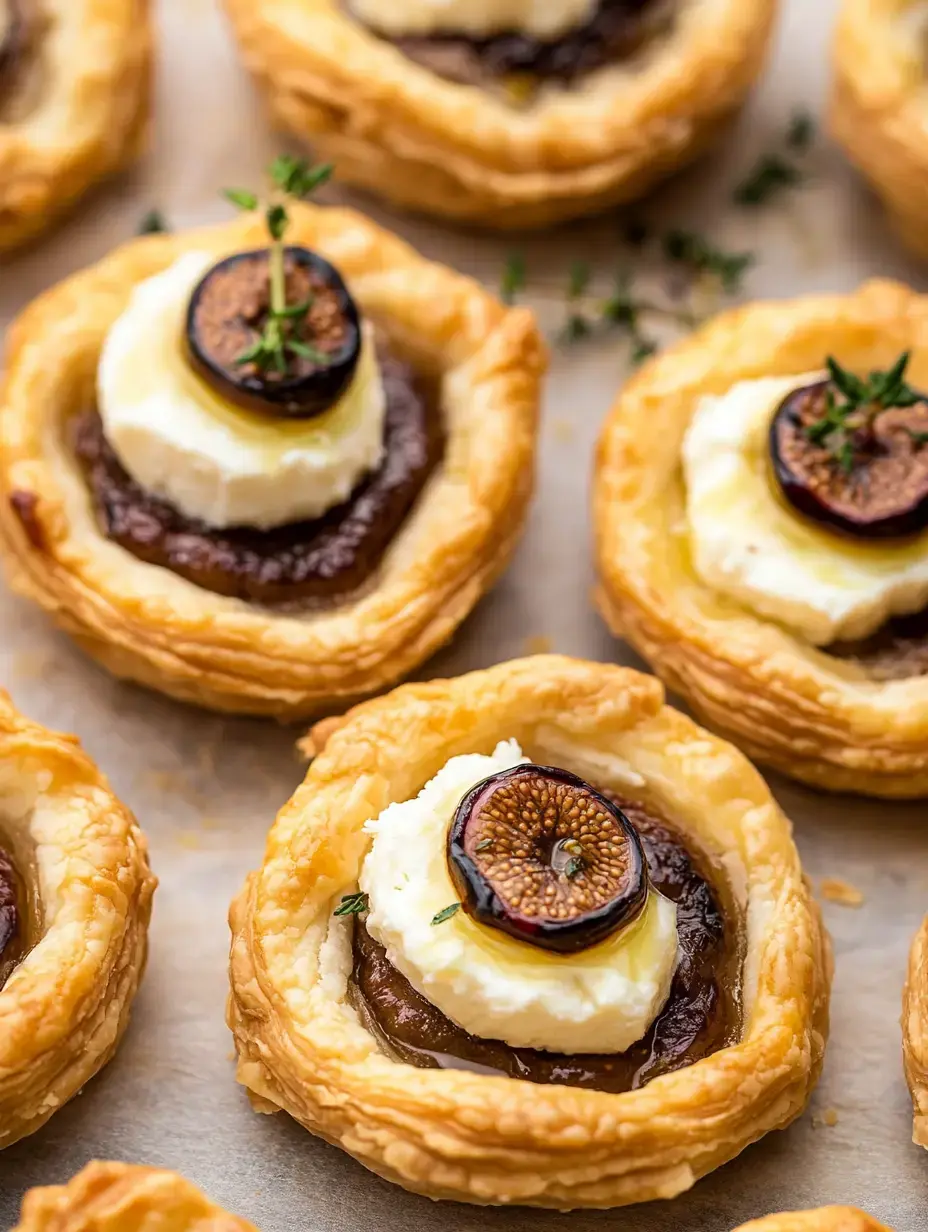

left=287, top=338, right=329, bottom=364
left=271, top=297, right=314, bottom=319
left=334, top=892, right=369, bottom=917
left=734, top=153, right=802, bottom=207
left=500, top=251, right=526, bottom=304
left=836, top=437, right=856, bottom=475
left=270, top=155, right=334, bottom=198
left=630, top=335, right=658, bottom=366
left=561, top=313, right=592, bottom=345
left=564, top=855, right=584, bottom=880
left=475, top=838, right=493, bottom=852
left=908, top=430, right=928, bottom=445
left=662, top=230, right=754, bottom=293
left=826, top=356, right=868, bottom=403
left=602, top=275, right=638, bottom=330
left=138, top=208, right=169, bottom=235
left=234, top=339, right=268, bottom=367
left=224, top=188, right=259, bottom=211
left=786, top=108, right=815, bottom=152
left=431, top=903, right=462, bottom=926
left=266, top=203, right=289, bottom=242
left=568, top=259, right=592, bottom=300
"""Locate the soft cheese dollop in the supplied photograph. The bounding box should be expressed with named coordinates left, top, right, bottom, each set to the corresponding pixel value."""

left=683, top=373, right=928, bottom=645
left=358, top=740, right=678, bottom=1055
left=350, top=0, right=597, bottom=40
left=97, top=252, right=386, bottom=531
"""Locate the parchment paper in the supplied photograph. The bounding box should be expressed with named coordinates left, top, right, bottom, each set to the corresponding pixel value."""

left=0, top=1, right=926, bottom=1227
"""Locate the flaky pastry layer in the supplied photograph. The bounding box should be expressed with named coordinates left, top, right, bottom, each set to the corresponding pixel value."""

left=0, top=0, right=151, bottom=253
left=12, top=1164, right=891, bottom=1230
left=228, top=654, right=830, bottom=1209
left=0, top=204, right=544, bottom=718
left=904, top=912, right=928, bottom=1148
left=13, top=1162, right=254, bottom=1231
left=221, top=0, right=775, bottom=229
left=830, top=0, right=928, bottom=260
left=0, top=693, right=155, bottom=1149
left=735, top=1210, right=892, bottom=1232
left=594, top=279, right=928, bottom=797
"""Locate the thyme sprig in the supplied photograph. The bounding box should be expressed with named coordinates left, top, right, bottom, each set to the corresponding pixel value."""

left=223, top=157, right=334, bottom=375
left=334, top=891, right=369, bottom=917
left=564, top=855, right=584, bottom=880
left=662, top=230, right=754, bottom=294
left=734, top=109, right=815, bottom=207
left=138, top=208, right=169, bottom=235
left=500, top=251, right=527, bottom=305
left=806, top=352, right=922, bottom=473
left=431, top=902, right=462, bottom=926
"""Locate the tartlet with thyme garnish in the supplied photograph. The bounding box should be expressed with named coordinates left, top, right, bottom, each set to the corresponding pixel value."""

left=228, top=655, right=829, bottom=1208
left=221, top=0, right=776, bottom=229
left=0, top=0, right=151, bottom=253
left=0, top=157, right=544, bottom=718
left=595, top=280, right=928, bottom=796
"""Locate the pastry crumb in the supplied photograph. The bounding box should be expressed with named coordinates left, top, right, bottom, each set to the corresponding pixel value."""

left=813, top=1107, right=839, bottom=1128
left=820, top=877, right=864, bottom=907
left=523, top=635, right=553, bottom=656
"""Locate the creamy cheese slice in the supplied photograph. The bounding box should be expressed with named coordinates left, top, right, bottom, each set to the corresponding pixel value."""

left=350, top=0, right=597, bottom=40
left=358, top=740, right=678, bottom=1055
left=683, top=372, right=928, bottom=645
left=97, top=251, right=386, bottom=531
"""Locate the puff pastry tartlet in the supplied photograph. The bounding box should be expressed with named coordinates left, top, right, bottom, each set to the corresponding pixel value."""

left=0, top=0, right=151, bottom=253
left=221, top=0, right=776, bottom=229
left=734, top=1212, right=891, bottom=1232
left=904, top=912, right=928, bottom=1148
left=0, top=693, right=154, bottom=1149
left=595, top=279, right=928, bottom=797
left=0, top=170, right=543, bottom=719
left=13, top=1162, right=255, bottom=1231
left=831, top=0, right=928, bottom=260
left=228, top=655, right=830, bottom=1208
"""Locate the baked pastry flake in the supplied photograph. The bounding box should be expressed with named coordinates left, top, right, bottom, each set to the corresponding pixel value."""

left=221, top=0, right=777, bottom=229
left=831, top=0, right=928, bottom=260
left=0, top=692, right=155, bottom=1149
left=0, top=0, right=151, bottom=253
left=595, top=279, right=928, bottom=796
left=13, top=1162, right=255, bottom=1231
left=734, top=1211, right=892, bottom=1232
left=904, top=912, right=928, bottom=1148
left=228, top=654, right=830, bottom=1208
left=0, top=167, right=544, bottom=718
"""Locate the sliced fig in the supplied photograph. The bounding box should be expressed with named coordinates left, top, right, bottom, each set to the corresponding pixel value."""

left=185, top=246, right=361, bottom=420
left=770, top=377, right=928, bottom=539
left=447, top=765, right=648, bottom=954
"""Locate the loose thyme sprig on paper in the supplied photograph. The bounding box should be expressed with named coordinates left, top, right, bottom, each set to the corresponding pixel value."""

left=806, top=352, right=922, bottom=473
left=734, top=108, right=815, bottom=207
left=223, top=156, right=334, bottom=375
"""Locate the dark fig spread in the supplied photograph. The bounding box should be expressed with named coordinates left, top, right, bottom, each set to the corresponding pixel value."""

left=351, top=793, right=742, bottom=1093
left=73, top=351, right=441, bottom=606
left=770, top=355, right=928, bottom=540
left=364, top=0, right=671, bottom=89
left=0, top=846, right=24, bottom=991
left=825, top=607, right=928, bottom=682
left=186, top=247, right=362, bottom=420
left=448, top=766, right=648, bottom=954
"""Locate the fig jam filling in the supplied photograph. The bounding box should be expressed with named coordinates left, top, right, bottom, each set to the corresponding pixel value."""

left=360, top=0, right=672, bottom=90
left=73, top=349, right=442, bottom=607
left=350, top=796, right=743, bottom=1093
left=825, top=609, right=928, bottom=682
left=0, top=845, right=25, bottom=992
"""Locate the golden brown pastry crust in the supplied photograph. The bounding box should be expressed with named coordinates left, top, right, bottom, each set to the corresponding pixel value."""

left=0, top=0, right=151, bottom=253
left=221, top=0, right=776, bottom=229
left=830, top=0, right=928, bottom=260
left=228, top=654, right=831, bottom=1209
left=904, top=912, right=928, bottom=1148
left=594, top=279, right=928, bottom=798
left=14, top=1162, right=255, bottom=1231
left=0, top=204, right=544, bottom=719
left=734, top=1211, right=892, bottom=1232
left=0, top=693, right=155, bottom=1149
